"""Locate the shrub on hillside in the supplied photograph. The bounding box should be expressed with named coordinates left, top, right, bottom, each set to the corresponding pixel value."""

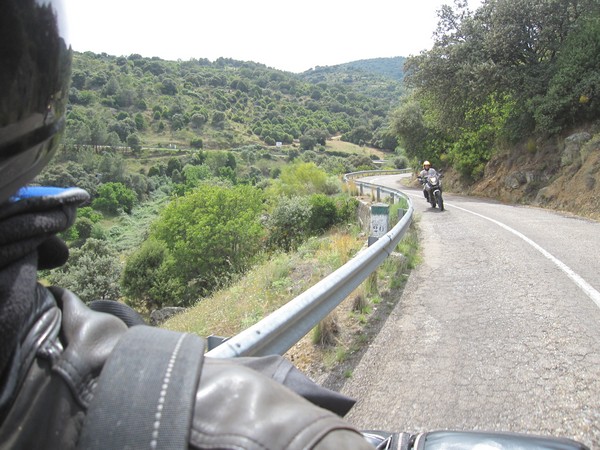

left=308, top=194, right=338, bottom=233
left=267, top=196, right=312, bottom=251
left=48, top=238, right=121, bottom=303
left=92, top=182, right=137, bottom=215
left=123, top=184, right=265, bottom=307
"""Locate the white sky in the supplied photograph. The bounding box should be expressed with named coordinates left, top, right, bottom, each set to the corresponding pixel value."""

left=65, top=0, right=482, bottom=73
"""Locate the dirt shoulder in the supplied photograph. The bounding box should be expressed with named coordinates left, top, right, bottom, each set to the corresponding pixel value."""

left=285, top=282, right=408, bottom=391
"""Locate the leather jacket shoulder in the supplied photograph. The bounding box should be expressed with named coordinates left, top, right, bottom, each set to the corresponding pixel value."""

left=0, top=286, right=372, bottom=450
left=0, top=286, right=127, bottom=449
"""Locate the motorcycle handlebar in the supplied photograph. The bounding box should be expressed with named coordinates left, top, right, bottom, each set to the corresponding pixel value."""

left=361, top=430, right=589, bottom=450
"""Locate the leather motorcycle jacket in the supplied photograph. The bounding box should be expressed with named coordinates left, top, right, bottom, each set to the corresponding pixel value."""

left=0, top=188, right=373, bottom=450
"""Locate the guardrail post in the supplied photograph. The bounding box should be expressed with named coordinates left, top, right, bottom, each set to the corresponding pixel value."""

left=207, top=335, right=229, bottom=350
left=376, top=187, right=381, bottom=202
left=359, top=183, right=364, bottom=196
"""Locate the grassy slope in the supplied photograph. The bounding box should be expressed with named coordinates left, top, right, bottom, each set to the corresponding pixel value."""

left=162, top=198, right=419, bottom=381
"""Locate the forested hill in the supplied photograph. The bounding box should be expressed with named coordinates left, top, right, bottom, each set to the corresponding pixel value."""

left=65, top=52, right=405, bottom=152
left=40, top=52, right=409, bottom=310
left=301, top=56, right=407, bottom=82
left=298, top=57, right=406, bottom=104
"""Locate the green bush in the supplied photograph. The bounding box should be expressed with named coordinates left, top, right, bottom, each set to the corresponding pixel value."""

left=48, top=239, right=121, bottom=303
left=78, top=206, right=103, bottom=223
left=335, top=196, right=359, bottom=224
left=139, top=184, right=266, bottom=305
left=308, top=194, right=338, bottom=233
left=74, top=217, right=94, bottom=241
left=267, top=196, right=312, bottom=251
left=190, top=138, right=203, bottom=149
left=534, top=17, right=600, bottom=134
left=268, top=161, right=329, bottom=197
left=92, top=182, right=137, bottom=215
left=121, top=238, right=180, bottom=311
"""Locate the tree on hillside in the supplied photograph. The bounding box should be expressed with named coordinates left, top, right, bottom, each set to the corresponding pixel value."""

left=308, top=194, right=338, bottom=233
left=121, top=238, right=179, bottom=311
left=48, top=238, right=121, bottom=303
left=341, top=125, right=373, bottom=146
left=190, top=112, right=207, bottom=128
left=160, top=77, right=178, bottom=95
left=36, top=160, right=100, bottom=197
left=299, top=134, right=317, bottom=150
left=534, top=16, right=600, bottom=133
left=89, top=118, right=109, bottom=146
left=127, top=133, right=142, bottom=153
left=182, top=164, right=213, bottom=189
left=98, top=152, right=127, bottom=183
left=269, top=161, right=330, bottom=197
left=124, top=184, right=265, bottom=307
left=92, top=182, right=137, bottom=215
left=266, top=196, right=312, bottom=251
left=398, top=0, right=600, bottom=179
left=390, top=99, right=428, bottom=150
left=166, top=157, right=182, bottom=176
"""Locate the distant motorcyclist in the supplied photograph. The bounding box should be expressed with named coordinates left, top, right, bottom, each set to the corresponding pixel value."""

left=418, top=160, right=437, bottom=202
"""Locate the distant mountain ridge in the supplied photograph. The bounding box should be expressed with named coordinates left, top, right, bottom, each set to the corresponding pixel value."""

left=298, top=56, right=406, bottom=105
left=305, top=56, right=407, bottom=81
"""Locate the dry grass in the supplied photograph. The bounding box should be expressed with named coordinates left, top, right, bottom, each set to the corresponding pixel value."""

left=343, top=180, right=360, bottom=197
left=291, top=222, right=419, bottom=383
left=163, top=228, right=365, bottom=339
left=164, top=214, right=420, bottom=386
left=312, top=314, right=340, bottom=346
left=325, top=137, right=386, bottom=159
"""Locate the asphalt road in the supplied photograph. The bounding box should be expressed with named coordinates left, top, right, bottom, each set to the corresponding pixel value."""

left=341, top=174, right=600, bottom=448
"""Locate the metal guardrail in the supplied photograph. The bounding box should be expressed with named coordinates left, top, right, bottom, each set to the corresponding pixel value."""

left=343, top=168, right=413, bottom=181
left=206, top=171, right=414, bottom=358
left=344, top=169, right=415, bottom=204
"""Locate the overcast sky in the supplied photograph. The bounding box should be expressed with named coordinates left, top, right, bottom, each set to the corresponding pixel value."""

left=65, top=0, right=482, bottom=73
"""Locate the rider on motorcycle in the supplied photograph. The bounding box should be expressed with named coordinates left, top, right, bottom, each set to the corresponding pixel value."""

left=419, top=160, right=437, bottom=202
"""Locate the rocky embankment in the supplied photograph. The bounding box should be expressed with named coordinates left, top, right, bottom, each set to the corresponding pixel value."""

left=443, top=128, right=600, bottom=221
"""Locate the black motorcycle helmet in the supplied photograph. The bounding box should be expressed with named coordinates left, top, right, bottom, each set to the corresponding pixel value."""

left=0, top=0, right=72, bottom=204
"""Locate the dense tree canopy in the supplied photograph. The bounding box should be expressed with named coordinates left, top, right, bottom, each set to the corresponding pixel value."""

left=64, top=51, right=404, bottom=152
left=395, top=0, right=600, bottom=179
left=122, top=184, right=265, bottom=307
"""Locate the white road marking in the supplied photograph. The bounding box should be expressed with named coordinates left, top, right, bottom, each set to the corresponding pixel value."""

left=451, top=202, right=600, bottom=310
left=407, top=192, right=600, bottom=310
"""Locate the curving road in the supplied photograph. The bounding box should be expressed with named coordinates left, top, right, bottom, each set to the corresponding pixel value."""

left=341, top=174, right=600, bottom=448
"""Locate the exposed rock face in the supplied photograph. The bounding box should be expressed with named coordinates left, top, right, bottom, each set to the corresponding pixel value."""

left=150, top=306, right=186, bottom=325
left=561, top=132, right=592, bottom=167
left=443, top=128, right=600, bottom=220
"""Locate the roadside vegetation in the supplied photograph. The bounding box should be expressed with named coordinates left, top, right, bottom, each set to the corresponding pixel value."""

left=36, top=0, right=599, bottom=371
left=163, top=196, right=419, bottom=380
left=392, top=0, right=600, bottom=182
